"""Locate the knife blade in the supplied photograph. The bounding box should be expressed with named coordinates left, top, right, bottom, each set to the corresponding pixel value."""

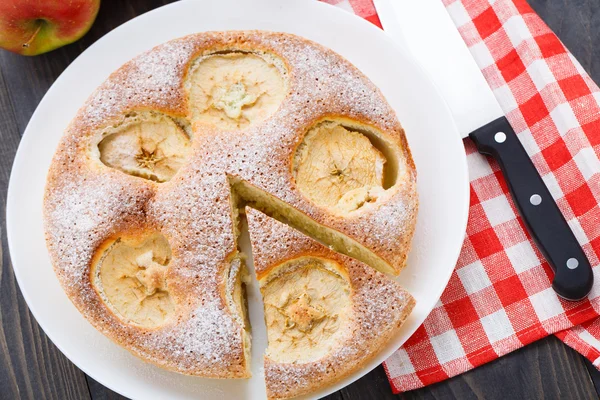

left=374, top=0, right=593, bottom=300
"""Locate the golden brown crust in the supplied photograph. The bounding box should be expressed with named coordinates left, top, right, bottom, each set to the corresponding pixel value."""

left=246, top=208, right=415, bottom=399
left=43, top=31, right=417, bottom=380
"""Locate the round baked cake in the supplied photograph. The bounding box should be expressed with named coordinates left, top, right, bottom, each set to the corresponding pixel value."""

left=43, top=31, right=418, bottom=396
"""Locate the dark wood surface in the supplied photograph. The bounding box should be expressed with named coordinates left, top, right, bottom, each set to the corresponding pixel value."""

left=0, top=1, right=598, bottom=399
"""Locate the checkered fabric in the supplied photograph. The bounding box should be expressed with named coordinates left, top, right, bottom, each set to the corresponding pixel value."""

left=321, top=0, right=600, bottom=393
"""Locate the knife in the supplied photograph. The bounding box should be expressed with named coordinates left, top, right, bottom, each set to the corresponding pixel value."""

left=373, top=0, right=593, bottom=301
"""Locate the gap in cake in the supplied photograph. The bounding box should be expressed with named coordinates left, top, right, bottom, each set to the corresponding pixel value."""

left=186, top=50, right=288, bottom=130
left=94, top=111, right=192, bottom=182
left=90, top=231, right=176, bottom=328
left=228, top=175, right=396, bottom=276
left=225, top=179, right=271, bottom=384
left=292, top=118, right=403, bottom=215
left=225, top=254, right=252, bottom=371
left=235, top=214, right=270, bottom=390
left=226, top=183, right=254, bottom=374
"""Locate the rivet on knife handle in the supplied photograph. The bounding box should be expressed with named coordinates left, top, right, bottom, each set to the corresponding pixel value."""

left=470, top=116, right=593, bottom=301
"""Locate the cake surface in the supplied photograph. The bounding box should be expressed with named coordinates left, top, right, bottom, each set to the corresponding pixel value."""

left=43, top=31, right=418, bottom=384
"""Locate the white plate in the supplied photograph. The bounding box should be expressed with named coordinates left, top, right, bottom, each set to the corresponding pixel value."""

left=6, top=0, right=469, bottom=398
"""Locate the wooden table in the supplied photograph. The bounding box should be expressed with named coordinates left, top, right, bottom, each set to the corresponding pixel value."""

left=1, top=1, right=598, bottom=399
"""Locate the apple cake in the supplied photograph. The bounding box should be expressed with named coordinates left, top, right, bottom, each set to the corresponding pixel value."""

left=43, top=31, right=418, bottom=395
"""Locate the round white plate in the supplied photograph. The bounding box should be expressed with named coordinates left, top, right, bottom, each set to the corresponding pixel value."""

left=6, top=0, right=469, bottom=398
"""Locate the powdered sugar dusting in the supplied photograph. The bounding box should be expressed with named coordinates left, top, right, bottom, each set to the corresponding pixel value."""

left=80, top=37, right=197, bottom=129
left=145, top=300, right=243, bottom=374
left=44, top=172, right=150, bottom=284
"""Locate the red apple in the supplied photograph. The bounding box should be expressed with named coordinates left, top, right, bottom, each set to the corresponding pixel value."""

left=0, top=0, right=101, bottom=56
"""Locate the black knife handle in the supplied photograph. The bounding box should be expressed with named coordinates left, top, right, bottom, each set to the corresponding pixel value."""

left=470, top=116, right=593, bottom=301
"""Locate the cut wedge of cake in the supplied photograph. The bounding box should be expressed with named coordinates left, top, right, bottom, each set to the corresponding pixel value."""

left=246, top=207, right=415, bottom=399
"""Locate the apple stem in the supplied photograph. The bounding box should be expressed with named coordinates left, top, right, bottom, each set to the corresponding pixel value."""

left=22, top=21, right=43, bottom=49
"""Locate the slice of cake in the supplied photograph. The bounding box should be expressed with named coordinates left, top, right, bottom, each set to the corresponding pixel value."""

left=246, top=207, right=415, bottom=399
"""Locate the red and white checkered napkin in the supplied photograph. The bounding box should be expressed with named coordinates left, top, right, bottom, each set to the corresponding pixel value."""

left=322, top=0, right=600, bottom=393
